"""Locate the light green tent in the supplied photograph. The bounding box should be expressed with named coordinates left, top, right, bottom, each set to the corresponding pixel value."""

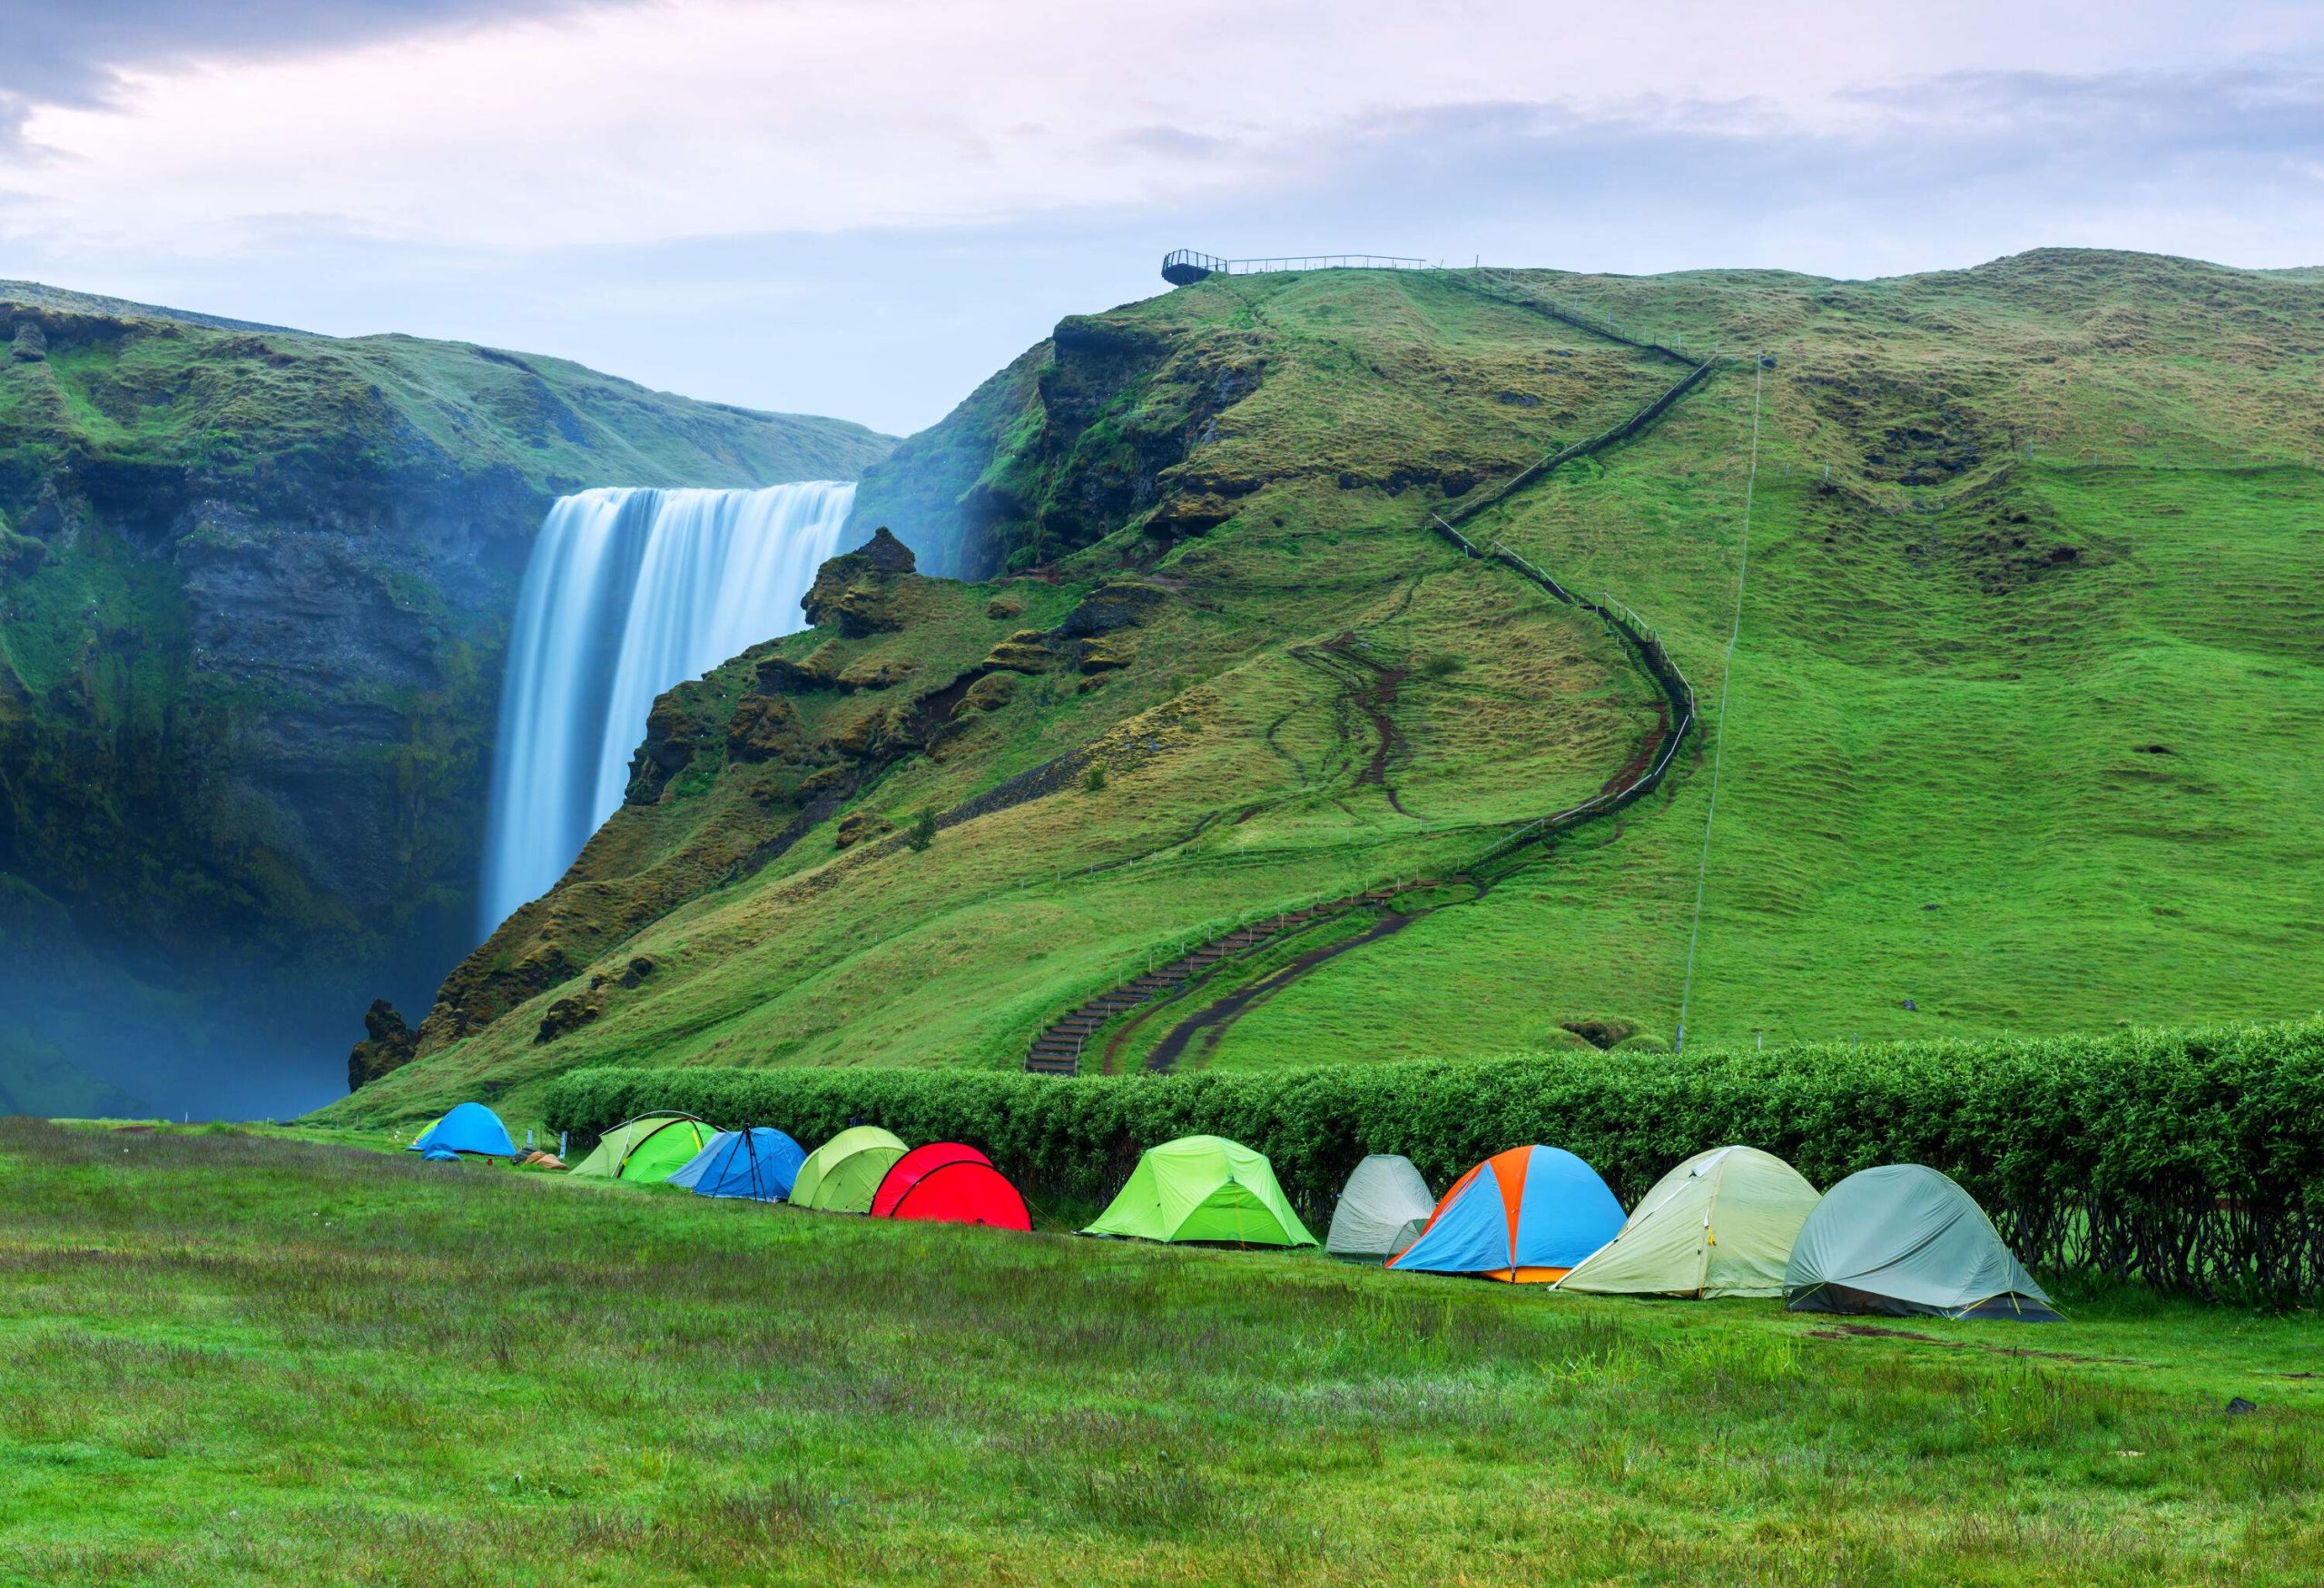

left=1558, top=1146, right=1820, bottom=1298
left=568, top=1114, right=719, bottom=1183
left=1084, top=1135, right=1317, bottom=1247
left=791, top=1126, right=909, bottom=1213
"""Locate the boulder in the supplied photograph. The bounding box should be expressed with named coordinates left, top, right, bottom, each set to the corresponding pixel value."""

left=534, top=993, right=603, bottom=1045
left=726, top=693, right=808, bottom=762
left=834, top=810, right=896, bottom=850
left=963, top=673, right=1018, bottom=712
left=982, top=630, right=1054, bottom=673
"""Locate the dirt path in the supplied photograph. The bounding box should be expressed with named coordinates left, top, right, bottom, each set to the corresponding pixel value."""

left=1287, top=633, right=1414, bottom=816
left=1144, top=908, right=1428, bottom=1072
left=1025, top=336, right=1719, bottom=1076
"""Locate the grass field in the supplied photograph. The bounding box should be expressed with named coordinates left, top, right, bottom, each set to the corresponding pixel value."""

left=5, top=1120, right=2320, bottom=1585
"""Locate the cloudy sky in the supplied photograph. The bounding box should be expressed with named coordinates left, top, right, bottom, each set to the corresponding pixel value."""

left=2, top=0, right=2319, bottom=434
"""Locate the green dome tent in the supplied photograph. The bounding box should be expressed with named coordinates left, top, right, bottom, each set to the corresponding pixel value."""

left=1084, top=1135, right=1317, bottom=1248
left=1558, top=1146, right=1820, bottom=1298
left=1324, top=1154, right=1434, bottom=1261
left=790, top=1126, right=909, bottom=1213
left=1785, top=1164, right=2059, bottom=1321
left=568, top=1114, right=720, bottom=1183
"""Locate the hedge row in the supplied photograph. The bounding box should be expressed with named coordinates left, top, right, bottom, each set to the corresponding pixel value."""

left=541, top=1021, right=2324, bottom=1302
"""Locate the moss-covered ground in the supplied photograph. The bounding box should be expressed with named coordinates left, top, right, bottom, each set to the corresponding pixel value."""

left=4, top=1121, right=2318, bottom=1585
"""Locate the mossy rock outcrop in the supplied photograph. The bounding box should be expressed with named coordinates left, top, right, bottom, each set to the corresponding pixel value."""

left=802, top=527, right=918, bottom=636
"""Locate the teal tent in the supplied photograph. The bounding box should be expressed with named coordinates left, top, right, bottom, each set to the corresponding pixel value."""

left=1785, top=1164, right=2058, bottom=1321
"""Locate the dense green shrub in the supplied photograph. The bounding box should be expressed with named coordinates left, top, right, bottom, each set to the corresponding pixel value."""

left=543, top=1021, right=2324, bottom=1302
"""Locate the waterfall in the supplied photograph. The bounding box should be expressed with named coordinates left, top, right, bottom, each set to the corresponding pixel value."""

left=479, top=481, right=854, bottom=933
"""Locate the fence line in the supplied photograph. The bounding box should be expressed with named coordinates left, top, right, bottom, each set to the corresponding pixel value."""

left=1676, top=358, right=1766, bottom=1052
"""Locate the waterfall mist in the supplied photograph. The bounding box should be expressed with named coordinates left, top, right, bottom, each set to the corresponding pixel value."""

left=480, top=482, right=854, bottom=933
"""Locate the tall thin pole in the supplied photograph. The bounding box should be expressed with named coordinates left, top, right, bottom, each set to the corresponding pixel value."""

left=1676, top=356, right=1766, bottom=1053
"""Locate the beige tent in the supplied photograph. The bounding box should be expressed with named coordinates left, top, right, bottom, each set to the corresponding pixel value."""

left=1558, top=1146, right=1819, bottom=1298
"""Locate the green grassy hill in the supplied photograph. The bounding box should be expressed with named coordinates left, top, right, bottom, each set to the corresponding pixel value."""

left=0, top=284, right=892, bottom=1116
left=330, top=250, right=2324, bottom=1126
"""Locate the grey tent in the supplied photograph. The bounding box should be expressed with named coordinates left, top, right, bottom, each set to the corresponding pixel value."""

left=1785, top=1164, right=2059, bottom=1321
left=1325, top=1155, right=1436, bottom=1261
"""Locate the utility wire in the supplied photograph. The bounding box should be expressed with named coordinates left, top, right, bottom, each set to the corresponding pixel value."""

left=1675, top=357, right=1765, bottom=1052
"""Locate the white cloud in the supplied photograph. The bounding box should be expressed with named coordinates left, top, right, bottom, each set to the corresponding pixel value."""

left=7, top=0, right=2313, bottom=255
left=2, top=0, right=2318, bottom=432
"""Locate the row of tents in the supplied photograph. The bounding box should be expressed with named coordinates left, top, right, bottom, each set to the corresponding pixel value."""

left=409, top=1105, right=2054, bottom=1321
left=408, top=1105, right=1031, bottom=1228
left=1334, top=1142, right=2048, bottom=1319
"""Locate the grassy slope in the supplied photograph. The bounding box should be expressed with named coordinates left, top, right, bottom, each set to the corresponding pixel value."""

left=346, top=251, right=2324, bottom=1125
left=0, top=281, right=891, bottom=492
left=1213, top=253, right=2324, bottom=1062
left=4, top=1122, right=2319, bottom=1585
left=331, top=271, right=1680, bottom=1120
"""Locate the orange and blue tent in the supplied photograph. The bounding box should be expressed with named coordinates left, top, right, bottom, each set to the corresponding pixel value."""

left=1385, top=1146, right=1624, bottom=1283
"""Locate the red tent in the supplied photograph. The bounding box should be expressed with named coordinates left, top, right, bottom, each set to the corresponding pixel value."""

left=872, top=1142, right=1031, bottom=1230
left=872, top=1143, right=989, bottom=1216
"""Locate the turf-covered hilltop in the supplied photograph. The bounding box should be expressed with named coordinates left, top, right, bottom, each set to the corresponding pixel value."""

left=0, top=282, right=891, bottom=1117
left=330, top=249, right=2324, bottom=1128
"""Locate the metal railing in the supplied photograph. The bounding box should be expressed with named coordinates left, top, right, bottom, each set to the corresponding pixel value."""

left=1163, top=249, right=1427, bottom=284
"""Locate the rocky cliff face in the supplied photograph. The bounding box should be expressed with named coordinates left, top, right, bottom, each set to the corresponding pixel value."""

left=416, top=525, right=988, bottom=1050
left=0, top=284, right=891, bottom=1116
left=848, top=311, right=1267, bottom=579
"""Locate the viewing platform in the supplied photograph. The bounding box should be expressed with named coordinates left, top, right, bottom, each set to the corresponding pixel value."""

left=1161, top=249, right=1428, bottom=285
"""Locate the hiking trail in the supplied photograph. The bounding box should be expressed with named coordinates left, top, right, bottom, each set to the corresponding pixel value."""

left=1021, top=275, right=1729, bottom=1074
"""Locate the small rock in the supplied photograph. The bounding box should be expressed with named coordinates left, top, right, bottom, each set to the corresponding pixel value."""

left=963, top=673, right=1017, bottom=712
left=2226, top=1396, right=2258, bottom=1415
left=534, top=994, right=603, bottom=1045
left=834, top=809, right=896, bottom=850
left=981, top=630, right=1054, bottom=674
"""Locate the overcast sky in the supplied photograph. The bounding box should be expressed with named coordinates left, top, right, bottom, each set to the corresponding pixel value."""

left=2, top=0, right=2319, bottom=435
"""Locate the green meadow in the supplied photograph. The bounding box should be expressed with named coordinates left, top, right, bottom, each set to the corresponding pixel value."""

left=5, top=1120, right=2319, bottom=1586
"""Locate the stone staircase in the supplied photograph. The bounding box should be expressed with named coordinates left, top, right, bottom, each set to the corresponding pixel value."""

left=1024, top=888, right=1410, bottom=1075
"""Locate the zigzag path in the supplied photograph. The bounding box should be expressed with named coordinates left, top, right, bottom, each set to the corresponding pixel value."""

left=1024, top=277, right=1727, bottom=1074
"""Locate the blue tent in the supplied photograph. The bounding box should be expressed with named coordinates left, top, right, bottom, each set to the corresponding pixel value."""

left=408, top=1101, right=516, bottom=1159
left=669, top=1128, right=805, bottom=1202
left=421, top=1146, right=463, bottom=1163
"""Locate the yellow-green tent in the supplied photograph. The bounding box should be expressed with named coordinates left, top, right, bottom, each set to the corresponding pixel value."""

left=1083, top=1135, right=1316, bottom=1248
left=568, top=1114, right=720, bottom=1184
left=791, top=1126, right=909, bottom=1212
left=1557, top=1146, right=1818, bottom=1298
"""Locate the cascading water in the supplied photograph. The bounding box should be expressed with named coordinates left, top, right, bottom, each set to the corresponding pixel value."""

left=478, top=481, right=854, bottom=933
